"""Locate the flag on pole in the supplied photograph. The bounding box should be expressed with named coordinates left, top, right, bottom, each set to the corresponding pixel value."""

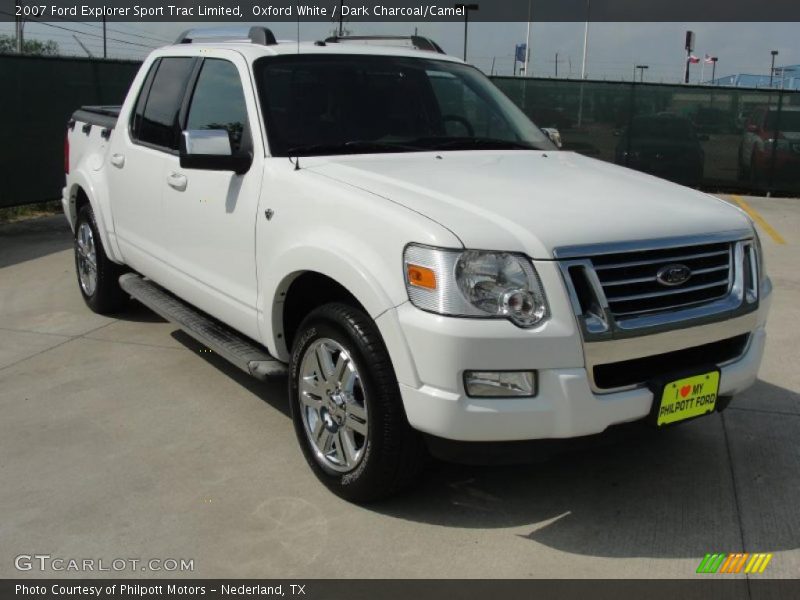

left=688, top=55, right=700, bottom=64
left=515, top=43, right=527, bottom=64
left=704, top=54, right=715, bottom=64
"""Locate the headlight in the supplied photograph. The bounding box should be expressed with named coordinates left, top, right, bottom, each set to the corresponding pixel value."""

left=403, top=244, right=549, bottom=328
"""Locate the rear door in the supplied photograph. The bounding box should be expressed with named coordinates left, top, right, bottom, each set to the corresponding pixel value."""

left=109, top=56, right=197, bottom=274
left=161, top=53, right=264, bottom=340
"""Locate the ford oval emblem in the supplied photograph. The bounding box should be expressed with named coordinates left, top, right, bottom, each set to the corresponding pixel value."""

left=656, top=263, right=692, bottom=287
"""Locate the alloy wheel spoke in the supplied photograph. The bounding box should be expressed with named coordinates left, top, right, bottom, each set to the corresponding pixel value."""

left=315, top=344, right=335, bottom=383
left=345, top=410, right=368, bottom=436
left=332, top=353, right=350, bottom=386
left=339, top=429, right=357, bottom=466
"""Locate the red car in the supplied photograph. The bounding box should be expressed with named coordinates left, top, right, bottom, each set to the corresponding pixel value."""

left=739, top=106, right=800, bottom=185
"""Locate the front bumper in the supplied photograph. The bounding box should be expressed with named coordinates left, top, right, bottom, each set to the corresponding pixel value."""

left=377, top=270, right=771, bottom=443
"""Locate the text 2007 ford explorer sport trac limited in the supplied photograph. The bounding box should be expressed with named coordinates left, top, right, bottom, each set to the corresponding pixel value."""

left=63, top=28, right=771, bottom=501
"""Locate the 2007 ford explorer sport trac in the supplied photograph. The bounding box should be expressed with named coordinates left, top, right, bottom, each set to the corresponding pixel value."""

left=63, top=28, right=772, bottom=501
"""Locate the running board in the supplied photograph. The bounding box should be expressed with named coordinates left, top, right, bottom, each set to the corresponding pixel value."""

left=119, top=273, right=287, bottom=379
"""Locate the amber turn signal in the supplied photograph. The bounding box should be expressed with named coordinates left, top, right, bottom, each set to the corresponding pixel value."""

left=407, top=264, right=437, bottom=290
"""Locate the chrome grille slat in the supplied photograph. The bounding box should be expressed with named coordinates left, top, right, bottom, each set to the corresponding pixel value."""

left=611, top=292, right=732, bottom=317
left=588, top=241, right=734, bottom=320
left=593, top=249, right=730, bottom=271
left=606, top=280, right=730, bottom=303
left=601, top=264, right=730, bottom=287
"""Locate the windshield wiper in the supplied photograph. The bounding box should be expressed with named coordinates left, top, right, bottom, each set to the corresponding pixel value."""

left=287, top=140, right=424, bottom=157
left=417, top=137, right=543, bottom=151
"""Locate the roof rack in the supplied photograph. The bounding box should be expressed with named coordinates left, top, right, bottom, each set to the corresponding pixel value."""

left=174, top=26, right=277, bottom=46
left=323, top=35, right=445, bottom=54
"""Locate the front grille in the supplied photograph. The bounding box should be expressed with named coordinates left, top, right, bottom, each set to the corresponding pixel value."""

left=593, top=334, right=749, bottom=390
left=590, top=242, right=733, bottom=318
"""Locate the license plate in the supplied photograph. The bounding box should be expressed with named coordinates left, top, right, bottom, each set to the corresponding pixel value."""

left=655, top=371, right=720, bottom=426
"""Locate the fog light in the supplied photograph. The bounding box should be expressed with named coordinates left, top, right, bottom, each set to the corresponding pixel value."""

left=464, top=371, right=537, bottom=398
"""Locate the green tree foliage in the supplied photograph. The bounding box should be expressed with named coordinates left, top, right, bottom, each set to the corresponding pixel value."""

left=0, top=35, right=59, bottom=56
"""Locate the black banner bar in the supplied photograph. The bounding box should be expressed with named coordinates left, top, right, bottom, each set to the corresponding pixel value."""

left=2, top=0, right=800, bottom=22
left=4, top=580, right=800, bottom=600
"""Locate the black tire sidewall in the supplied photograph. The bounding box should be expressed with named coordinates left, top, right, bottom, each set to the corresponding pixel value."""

left=74, top=204, right=125, bottom=314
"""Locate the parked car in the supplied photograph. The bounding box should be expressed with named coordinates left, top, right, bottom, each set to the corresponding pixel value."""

left=64, top=27, right=771, bottom=502
left=615, top=114, right=706, bottom=187
left=739, top=106, right=800, bottom=185
left=692, top=107, right=737, bottom=135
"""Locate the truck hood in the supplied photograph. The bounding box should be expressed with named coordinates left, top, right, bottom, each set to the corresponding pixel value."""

left=305, top=151, right=751, bottom=258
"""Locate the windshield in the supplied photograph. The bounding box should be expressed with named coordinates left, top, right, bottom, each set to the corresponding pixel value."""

left=254, top=54, right=553, bottom=156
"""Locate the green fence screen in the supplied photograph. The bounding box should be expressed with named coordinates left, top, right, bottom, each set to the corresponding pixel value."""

left=1, top=55, right=798, bottom=208
left=493, top=76, right=800, bottom=196
left=0, top=54, right=141, bottom=208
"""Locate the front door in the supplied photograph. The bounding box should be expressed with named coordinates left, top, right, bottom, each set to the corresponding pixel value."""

left=161, top=54, right=264, bottom=340
left=109, top=56, right=197, bottom=274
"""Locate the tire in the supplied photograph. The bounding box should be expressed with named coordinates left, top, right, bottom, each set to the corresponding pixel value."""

left=289, top=303, right=426, bottom=502
left=74, top=203, right=128, bottom=314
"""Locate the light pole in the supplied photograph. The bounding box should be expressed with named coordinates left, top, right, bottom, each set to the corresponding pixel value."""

left=636, top=64, right=649, bottom=82
left=524, top=0, right=532, bottom=77
left=770, top=50, right=779, bottom=87
left=710, top=57, right=718, bottom=83
left=580, top=1, right=590, bottom=80
left=577, top=0, right=589, bottom=127
left=455, top=3, right=479, bottom=62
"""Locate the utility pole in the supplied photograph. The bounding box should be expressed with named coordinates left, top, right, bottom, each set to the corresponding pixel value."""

left=580, top=4, right=589, bottom=80
left=15, top=1, right=24, bottom=54
left=769, top=50, right=779, bottom=87
left=102, top=15, right=107, bottom=58
left=523, top=0, right=531, bottom=78
left=636, top=64, right=649, bottom=82
left=710, top=57, right=718, bottom=83
left=337, top=0, right=344, bottom=37
left=455, top=4, right=479, bottom=62
left=555, top=52, right=558, bottom=77
left=684, top=30, right=695, bottom=84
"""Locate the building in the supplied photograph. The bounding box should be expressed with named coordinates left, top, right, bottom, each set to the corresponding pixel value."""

left=712, top=65, right=800, bottom=90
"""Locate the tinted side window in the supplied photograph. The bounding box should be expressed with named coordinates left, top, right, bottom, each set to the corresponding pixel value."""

left=186, top=59, right=249, bottom=153
left=137, top=57, right=195, bottom=151
left=131, top=60, right=159, bottom=140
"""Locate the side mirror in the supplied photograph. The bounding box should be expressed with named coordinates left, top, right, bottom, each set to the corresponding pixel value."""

left=180, top=130, right=252, bottom=175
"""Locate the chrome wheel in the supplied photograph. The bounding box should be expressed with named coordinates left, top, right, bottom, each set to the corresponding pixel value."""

left=298, top=338, right=368, bottom=473
left=76, top=221, right=98, bottom=297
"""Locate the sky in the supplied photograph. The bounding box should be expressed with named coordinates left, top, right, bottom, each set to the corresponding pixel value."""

left=2, top=19, right=798, bottom=84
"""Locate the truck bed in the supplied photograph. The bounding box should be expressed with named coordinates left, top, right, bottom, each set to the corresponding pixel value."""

left=71, top=105, right=121, bottom=130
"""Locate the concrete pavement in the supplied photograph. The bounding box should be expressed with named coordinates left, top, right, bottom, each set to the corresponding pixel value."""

left=0, top=201, right=797, bottom=581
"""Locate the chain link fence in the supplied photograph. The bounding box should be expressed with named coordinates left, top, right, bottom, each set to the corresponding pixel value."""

left=493, top=76, right=800, bottom=196
left=1, top=55, right=798, bottom=208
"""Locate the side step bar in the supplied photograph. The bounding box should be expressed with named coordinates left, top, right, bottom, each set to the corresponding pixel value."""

left=119, top=273, right=287, bottom=379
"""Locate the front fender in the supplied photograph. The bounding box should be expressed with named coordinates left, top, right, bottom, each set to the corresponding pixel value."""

left=259, top=237, right=400, bottom=361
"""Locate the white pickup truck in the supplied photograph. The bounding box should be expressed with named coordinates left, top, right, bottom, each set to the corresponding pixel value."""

left=63, top=28, right=771, bottom=501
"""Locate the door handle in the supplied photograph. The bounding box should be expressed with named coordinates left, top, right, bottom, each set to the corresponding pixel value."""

left=110, top=153, right=125, bottom=168
left=167, top=172, right=188, bottom=192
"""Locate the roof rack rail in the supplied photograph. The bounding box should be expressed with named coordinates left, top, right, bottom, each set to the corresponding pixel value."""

left=323, top=35, right=446, bottom=54
left=174, top=26, right=278, bottom=46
